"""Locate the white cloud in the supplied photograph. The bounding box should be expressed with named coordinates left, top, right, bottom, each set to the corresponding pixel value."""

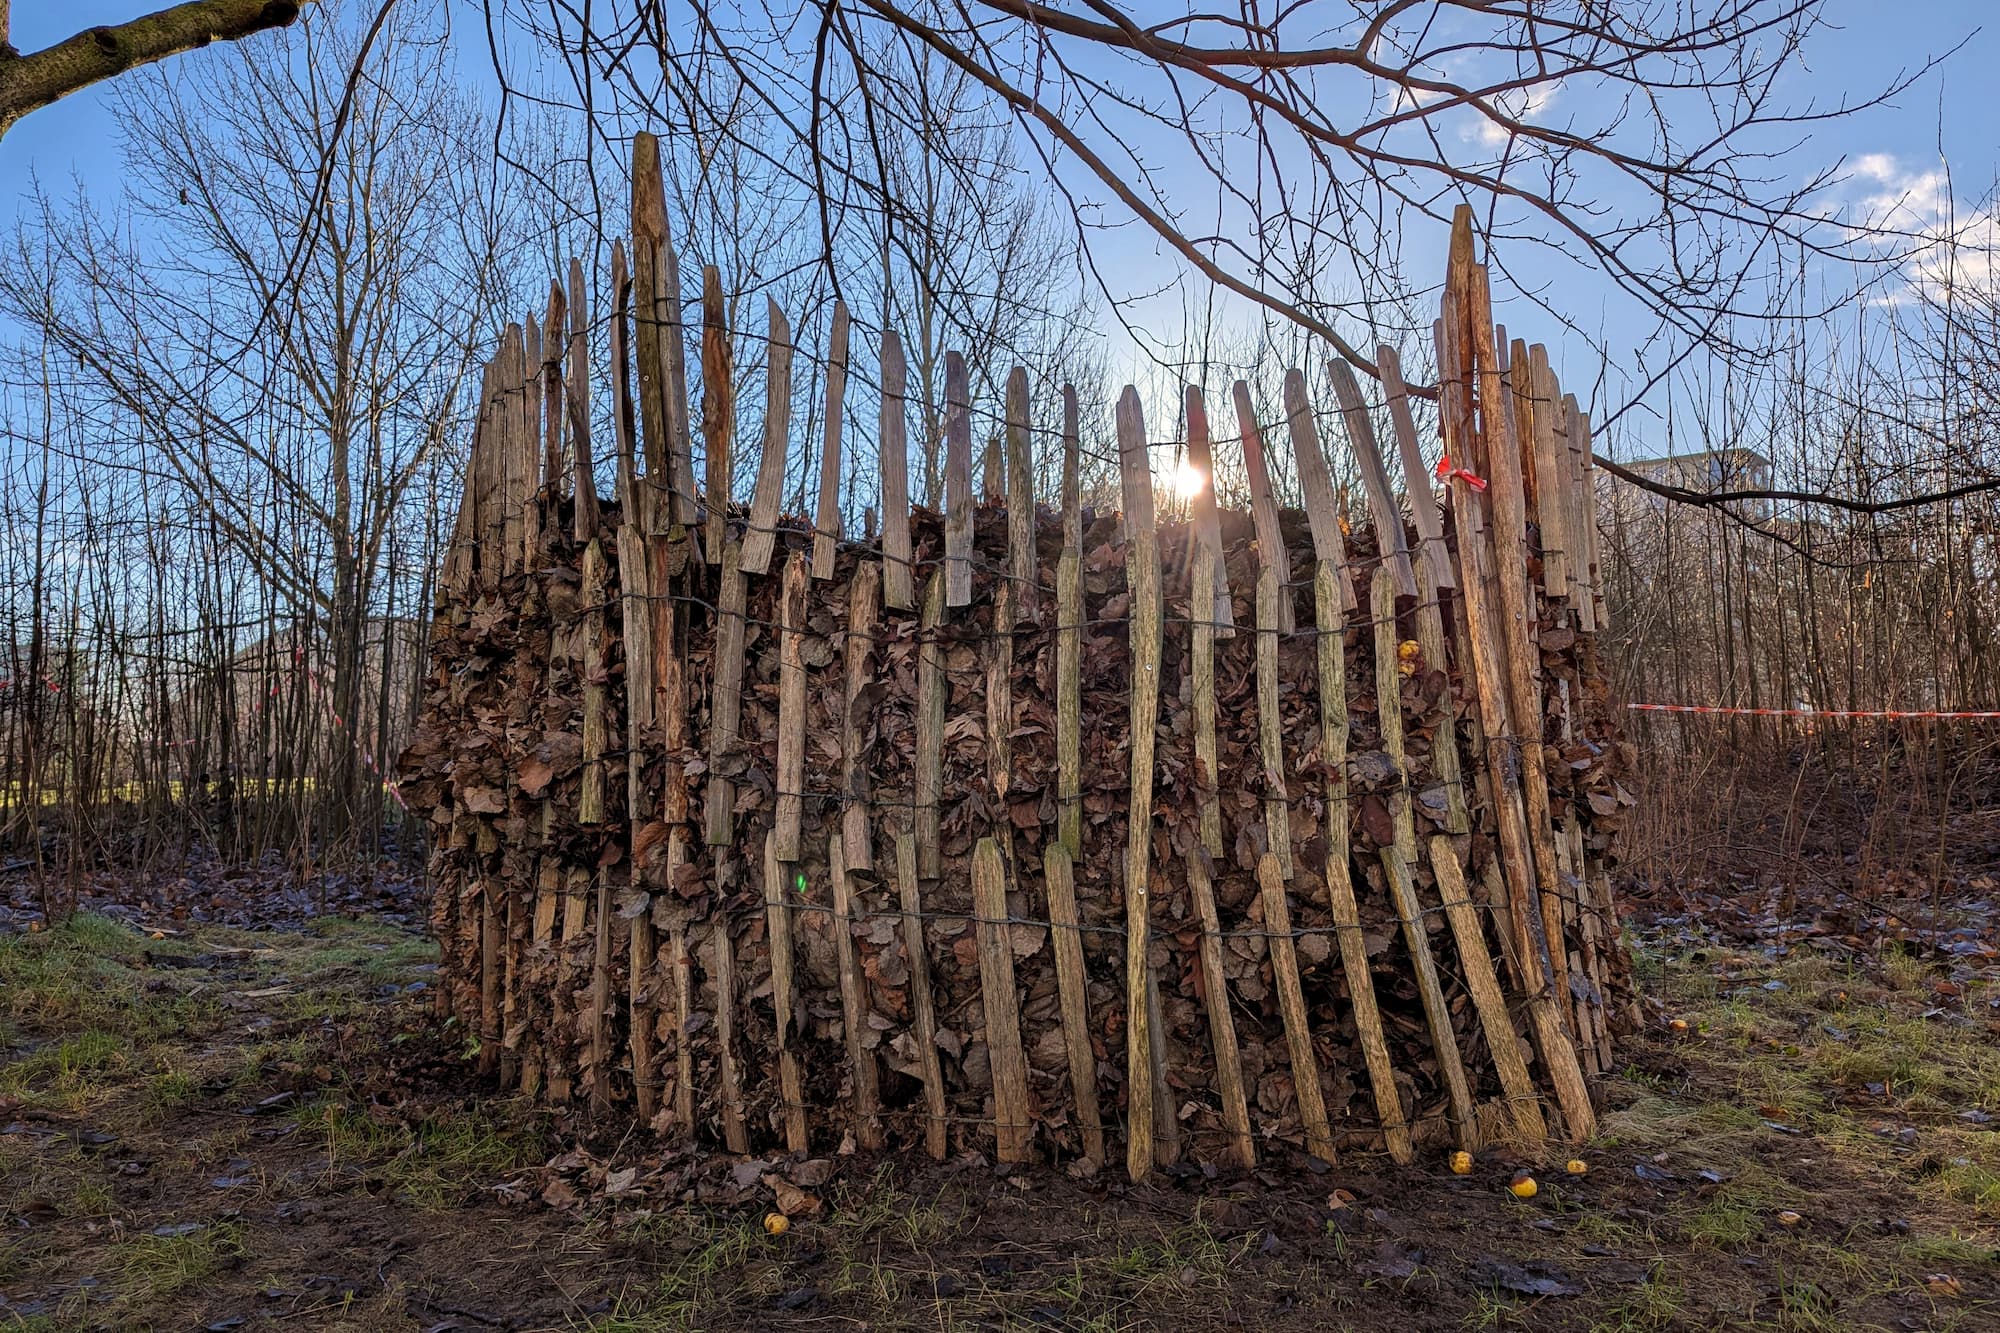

left=1472, top=83, right=1558, bottom=148
left=1833, top=152, right=1999, bottom=303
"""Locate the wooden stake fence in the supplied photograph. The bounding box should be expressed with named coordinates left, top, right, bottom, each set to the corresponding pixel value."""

left=399, top=144, right=1639, bottom=1178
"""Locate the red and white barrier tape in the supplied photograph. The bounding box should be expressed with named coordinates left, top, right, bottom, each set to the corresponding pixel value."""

left=1628, top=703, right=2000, bottom=720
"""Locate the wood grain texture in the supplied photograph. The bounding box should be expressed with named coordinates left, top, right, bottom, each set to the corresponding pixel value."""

left=700, top=265, right=731, bottom=562
left=763, top=835, right=808, bottom=1152
left=1189, top=556, right=1255, bottom=1167
left=895, top=834, right=949, bottom=1159
left=1312, top=561, right=1410, bottom=1163
left=879, top=330, right=914, bottom=609
left=841, top=561, right=879, bottom=872
left=829, top=833, right=884, bottom=1149
left=944, top=350, right=974, bottom=606
left=773, top=553, right=808, bottom=860
left=914, top=569, right=946, bottom=879
left=1041, top=843, right=1105, bottom=1164
left=1258, top=852, right=1335, bottom=1161
left=1115, top=385, right=1163, bottom=1180
left=1370, top=566, right=1477, bottom=1146
left=1233, top=379, right=1297, bottom=631
left=812, top=300, right=850, bottom=579
left=973, top=837, right=1032, bottom=1162
left=740, top=298, right=793, bottom=576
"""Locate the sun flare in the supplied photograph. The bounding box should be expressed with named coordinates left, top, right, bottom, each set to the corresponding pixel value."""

left=1170, top=456, right=1208, bottom=502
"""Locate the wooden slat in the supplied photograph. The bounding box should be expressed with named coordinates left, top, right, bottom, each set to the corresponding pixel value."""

left=741, top=298, right=793, bottom=576
left=1329, top=359, right=1418, bottom=598
left=1232, top=379, right=1295, bottom=631
left=701, top=265, right=732, bottom=563
left=648, top=521, right=693, bottom=1001
left=568, top=258, right=600, bottom=542
left=1056, top=385, right=1083, bottom=855
left=1115, top=385, right=1163, bottom=1179
left=499, top=324, right=526, bottom=575
left=631, top=132, right=671, bottom=481
left=579, top=539, right=609, bottom=826
left=660, top=244, right=697, bottom=534
left=1005, top=366, right=1037, bottom=621
left=580, top=537, right=614, bottom=1113
left=773, top=552, right=808, bottom=860
left=618, top=517, right=658, bottom=1123
left=944, top=351, right=974, bottom=606
left=914, top=569, right=946, bottom=879
left=841, top=561, right=879, bottom=873
left=812, top=299, right=850, bottom=579
left=1254, top=568, right=1294, bottom=879
left=1184, top=385, right=1234, bottom=635
left=894, top=833, right=949, bottom=1159
left=704, top=540, right=747, bottom=847
left=1312, top=561, right=1410, bottom=1163
left=1383, top=359, right=1472, bottom=837
left=1281, top=368, right=1349, bottom=577
left=522, top=314, right=543, bottom=561
left=762, top=834, right=808, bottom=1152
left=1377, top=344, right=1452, bottom=589
left=1042, top=843, right=1105, bottom=1164
left=879, top=330, right=914, bottom=609
left=1190, top=554, right=1255, bottom=1167
left=1479, top=283, right=1576, bottom=1054
left=610, top=244, right=639, bottom=513
left=668, top=920, right=694, bottom=1130
left=1442, top=208, right=1597, bottom=1140
left=711, top=913, right=747, bottom=1152
left=1528, top=345, right=1570, bottom=601
left=1573, top=399, right=1607, bottom=631
left=543, top=279, right=567, bottom=496
left=972, top=837, right=1031, bottom=1162
left=1370, top=565, right=1477, bottom=1146
left=1430, top=836, right=1546, bottom=1139
left=1258, top=852, right=1334, bottom=1161
left=988, top=578, right=1014, bottom=804
left=829, top=833, right=885, bottom=1149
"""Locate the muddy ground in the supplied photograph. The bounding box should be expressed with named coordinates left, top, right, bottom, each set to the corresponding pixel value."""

left=2, top=867, right=1997, bottom=1331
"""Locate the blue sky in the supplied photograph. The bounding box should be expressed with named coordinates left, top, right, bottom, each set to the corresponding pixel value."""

left=3, top=2, right=1996, bottom=448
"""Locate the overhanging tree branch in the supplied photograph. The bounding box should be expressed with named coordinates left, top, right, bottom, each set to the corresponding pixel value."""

left=0, top=0, right=311, bottom=140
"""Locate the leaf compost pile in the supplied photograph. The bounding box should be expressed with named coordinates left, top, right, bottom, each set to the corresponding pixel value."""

left=398, top=491, right=1638, bottom=1166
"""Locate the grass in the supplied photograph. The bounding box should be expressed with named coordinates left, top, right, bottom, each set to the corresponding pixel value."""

left=110, top=1221, right=247, bottom=1302
left=297, top=1098, right=547, bottom=1208
left=5, top=906, right=1999, bottom=1332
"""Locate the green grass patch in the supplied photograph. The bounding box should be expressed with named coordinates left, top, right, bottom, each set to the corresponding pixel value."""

left=109, top=1220, right=246, bottom=1302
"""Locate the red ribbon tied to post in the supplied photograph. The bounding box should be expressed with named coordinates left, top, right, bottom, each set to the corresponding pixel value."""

left=1435, top=454, right=1488, bottom=491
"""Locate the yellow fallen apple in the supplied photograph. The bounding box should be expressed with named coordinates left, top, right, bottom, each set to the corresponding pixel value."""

left=1566, top=1159, right=1588, bottom=1175
left=764, top=1212, right=790, bottom=1236
left=1669, top=1018, right=1690, bottom=1034
left=1508, top=1172, right=1538, bottom=1199
left=1450, top=1150, right=1473, bottom=1175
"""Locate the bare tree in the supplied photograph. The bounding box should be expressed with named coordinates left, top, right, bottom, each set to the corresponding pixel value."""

left=1, top=1, right=531, bottom=858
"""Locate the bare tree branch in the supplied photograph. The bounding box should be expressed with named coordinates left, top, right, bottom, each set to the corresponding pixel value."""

left=0, top=0, right=311, bottom=140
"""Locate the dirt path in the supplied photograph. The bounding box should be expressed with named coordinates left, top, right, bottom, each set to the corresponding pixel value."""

left=3, top=906, right=1996, bottom=1331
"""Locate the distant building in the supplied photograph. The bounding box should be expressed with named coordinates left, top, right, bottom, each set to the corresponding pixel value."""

left=1602, top=447, right=1773, bottom=520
